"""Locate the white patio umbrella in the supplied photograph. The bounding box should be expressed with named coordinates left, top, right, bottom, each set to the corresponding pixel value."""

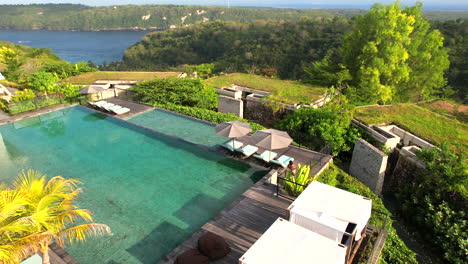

left=251, top=129, right=293, bottom=159
left=215, top=121, right=251, bottom=149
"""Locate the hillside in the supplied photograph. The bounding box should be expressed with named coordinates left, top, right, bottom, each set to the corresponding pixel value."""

left=120, top=19, right=351, bottom=79
left=0, top=41, right=63, bottom=80
left=0, top=4, right=466, bottom=31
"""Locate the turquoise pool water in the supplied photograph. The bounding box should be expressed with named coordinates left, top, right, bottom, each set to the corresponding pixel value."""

left=128, top=109, right=228, bottom=148
left=0, top=106, right=266, bottom=264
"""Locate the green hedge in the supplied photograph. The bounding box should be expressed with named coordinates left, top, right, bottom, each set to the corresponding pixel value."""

left=316, top=164, right=418, bottom=264
left=153, top=103, right=266, bottom=131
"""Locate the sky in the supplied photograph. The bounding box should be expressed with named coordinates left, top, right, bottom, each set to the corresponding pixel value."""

left=0, top=0, right=466, bottom=10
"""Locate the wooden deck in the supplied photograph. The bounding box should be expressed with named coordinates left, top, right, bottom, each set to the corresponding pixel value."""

left=158, top=175, right=292, bottom=264
left=225, top=135, right=333, bottom=176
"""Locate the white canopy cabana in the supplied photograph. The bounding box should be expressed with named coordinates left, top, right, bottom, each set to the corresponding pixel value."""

left=288, top=181, right=372, bottom=242
left=239, top=218, right=346, bottom=264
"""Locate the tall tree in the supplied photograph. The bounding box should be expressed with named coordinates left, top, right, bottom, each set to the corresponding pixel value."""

left=341, top=1, right=449, bottom=104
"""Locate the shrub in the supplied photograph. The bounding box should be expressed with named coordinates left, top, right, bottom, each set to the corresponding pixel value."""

left=132, top=77, right=218, bottom=110
left=41, top=61, right=98, bottom=79
left=316, top=164, right=418, bottom=264
left=277, top=98, right=359, bottom=155
left=10, top=89, right=35, bottom=102
left=283, top=164, right=312, bottom=196
left=0, top=98, right=8, bottom=112
left=389, top=144, right=468, bottom=263
left=153, top=102, right=265, bottom=131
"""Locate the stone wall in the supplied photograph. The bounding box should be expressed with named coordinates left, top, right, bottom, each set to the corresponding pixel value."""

left=349, top=138, right=388, bottom=195
left=217, top=95, right=243, bottom=118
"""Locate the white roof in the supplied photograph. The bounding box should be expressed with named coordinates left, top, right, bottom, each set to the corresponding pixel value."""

left=239, top=218, right=346, bottom=264
left=289, top=181, right=372, bottom=241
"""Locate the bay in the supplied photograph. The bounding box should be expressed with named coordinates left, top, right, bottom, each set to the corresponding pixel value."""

left=0, top=29, right=153, bottom=64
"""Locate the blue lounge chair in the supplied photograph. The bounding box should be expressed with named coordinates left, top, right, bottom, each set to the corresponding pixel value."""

left=270, top=155, right=294, bottom=168
left=253, top=150, right=278, bottom=163
left=221, top=139, right=243, bottom=152
left=234, top=145, right=258, bottom=158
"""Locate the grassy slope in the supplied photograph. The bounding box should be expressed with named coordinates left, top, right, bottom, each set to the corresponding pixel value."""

left=355, top=104, right=468, bottom=153
left=204, top=73, right=325, bottom=104
left=62, top=71, right=181, bottom=85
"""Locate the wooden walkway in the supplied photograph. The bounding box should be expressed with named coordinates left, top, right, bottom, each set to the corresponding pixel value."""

left=158, top=175, right=292, bottom=264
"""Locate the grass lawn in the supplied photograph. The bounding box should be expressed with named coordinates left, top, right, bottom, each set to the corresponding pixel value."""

left=204, top=73, right=326, bottom=104
left=62, top=71, right=181, bottom=85
left=355, top=104, right=468, bottom=153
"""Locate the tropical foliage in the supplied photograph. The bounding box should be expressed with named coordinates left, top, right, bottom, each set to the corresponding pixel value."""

left=389, top=144, right=467, bottom=263
left=26, top=72, right=59, bottom=96
left=283, top=163, right=312, bottom=196
left=120, top=18, right=352, bottom=80
left=0, top=170, right=111, bottom=264
left=132, top=77, right=218, bottom=110
left=277, top=97, right=359, bottom=155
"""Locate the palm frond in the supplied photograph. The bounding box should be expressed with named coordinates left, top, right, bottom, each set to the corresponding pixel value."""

left=58, top=223, right=111, bottom=245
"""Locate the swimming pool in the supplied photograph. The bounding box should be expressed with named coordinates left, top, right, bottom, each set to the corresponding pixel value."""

left=128, top=109, right=228, bottom=148
left=0, top=106, right=266, bottom=263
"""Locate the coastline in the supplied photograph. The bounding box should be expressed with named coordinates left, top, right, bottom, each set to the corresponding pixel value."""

left=0, top=27, right=166, bottom=32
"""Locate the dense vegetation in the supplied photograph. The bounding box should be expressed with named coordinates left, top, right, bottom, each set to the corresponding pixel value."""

left=308, top=2, right=451, bottom=104
left=317, top=164, right=418, bottom=264
left=120, top=18, right=351, bottom=80
left=277, top=97, right=359, bottom=155
left=0, top=41, right=62, bottom=82
left=118, top=16, right=466, bottom=101
left=389, top=145, right=467, bottom=263
left=0, top=4, right=465, bottom=31
left=131, top=77, right=218, bottom=110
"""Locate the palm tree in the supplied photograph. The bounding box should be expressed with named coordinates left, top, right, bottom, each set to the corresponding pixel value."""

left=0, top=170, right=111, bottom=264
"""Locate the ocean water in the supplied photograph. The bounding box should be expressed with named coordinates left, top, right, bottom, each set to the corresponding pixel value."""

left=0, top=106, right=266, bottom=263
left=0, top=29, right=152, bottom=64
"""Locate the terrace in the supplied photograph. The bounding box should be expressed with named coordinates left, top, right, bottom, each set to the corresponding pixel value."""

left=3, top=98, right=381, bottom=264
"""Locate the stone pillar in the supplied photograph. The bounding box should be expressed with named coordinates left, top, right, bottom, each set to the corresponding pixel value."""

left=349, top=138, right=388, bottom=195
left=218, top=95, right=244, bottom=118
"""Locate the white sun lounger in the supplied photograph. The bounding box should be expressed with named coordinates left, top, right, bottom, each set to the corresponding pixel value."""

left=234, top=145, right=259, bottom=158
left=93, top=101, right=108, bottom=107
left=221, top=139, right=244, bottom=151
left=270, top=155, right=294, bottom=168
left=112, top=107, right=130, bottom=115
left=101, top=103, right=117, bottom=111
left=253, top=150, right=278, bottom=163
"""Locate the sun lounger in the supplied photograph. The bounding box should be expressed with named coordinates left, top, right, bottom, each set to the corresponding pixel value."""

left=234, top=145, right=259, bottom=157
left=101, top=103, right=116, bottom=111
left=111, top=107, right=130, bottom=115
left=253, top=150, right=278, bottom=163
left=221, top=139, right=244, bottom=151
left=107, top=105, right=123, bottom=112
left=270, top=155, right=294, bottom=168
left=93, top=101, right=108, bottom=107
